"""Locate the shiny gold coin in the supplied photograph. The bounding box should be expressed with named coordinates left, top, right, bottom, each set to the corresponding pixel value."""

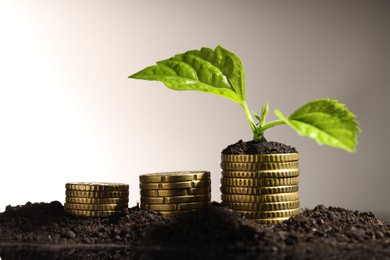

left=236, top=208, right=301, bottom=219
left=64, top=203, right=128, bottom=211
left=140, top=201, right=210, bottom=211
left=140, top=179, right=210, bottom=190
left=221, top=177, right=299, bottom=187
left=140, top=187, right=210, bottom=197
left=221, top=169, right=299, bottom=178
left=221, top=192, right=300, bottom=203
left=140, top=194, right=210, bottom=204
left=66, top=190, right=129, bottom=198
left=222, top=200, right=300, bottom=211
left=65, top=209, right=117, bottom=218
left=220, top=161, right=299, bottom=171
left=220, top=185, right=298, bottom=195
left=65, top=197, right=129, bottom=204
left=254, top=217, right=291, bottom=224
left=65, top=182, right=129, bottom=191
left=140, top=171, right=210, bottom=183
left=221, top=153, right=299, bottom=163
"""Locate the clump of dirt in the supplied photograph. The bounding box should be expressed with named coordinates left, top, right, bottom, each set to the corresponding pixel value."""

left=0, top=201, right=389, bottom=259
left=222, top=138, right=298, bottom=154
left=0, top=201, right=169, bottom=245
left=148, top=202, right=262, bottom=248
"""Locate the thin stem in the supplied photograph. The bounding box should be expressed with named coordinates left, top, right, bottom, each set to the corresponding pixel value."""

left=258, top=120, right=286, bottom=133
left=241, top=101, right=256, bottom=133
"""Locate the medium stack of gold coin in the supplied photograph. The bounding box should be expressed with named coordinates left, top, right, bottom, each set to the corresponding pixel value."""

left=140, top=171, right=211, bottom=216
left=65, top=182, right=129, bottom=217
left=220, top=153, right=300, bottom=223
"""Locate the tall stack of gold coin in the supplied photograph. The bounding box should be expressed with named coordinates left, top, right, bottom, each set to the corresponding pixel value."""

left=220, top=153, right=300, bottom=223
left=65, top=182, right=129, bottom=217
left=140, top=171, right=211, bottom=216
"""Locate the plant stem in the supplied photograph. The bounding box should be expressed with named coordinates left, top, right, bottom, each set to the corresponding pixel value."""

left=258, top=120, right=285, bottom=133
left=241, top=101, right=256, bottom=133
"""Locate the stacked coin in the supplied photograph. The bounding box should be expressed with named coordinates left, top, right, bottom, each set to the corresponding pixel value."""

left=65, top=182, right=129, bottom=217
left=221, top=153, right=300, bottom=223
left=140, top=171, right=211, bottom=216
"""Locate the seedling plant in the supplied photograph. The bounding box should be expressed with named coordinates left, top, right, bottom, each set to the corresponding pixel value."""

left=130, top=46, right=360, bottom=152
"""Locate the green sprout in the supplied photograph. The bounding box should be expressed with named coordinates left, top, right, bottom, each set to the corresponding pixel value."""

left=129, top=45, right=360, bottom=152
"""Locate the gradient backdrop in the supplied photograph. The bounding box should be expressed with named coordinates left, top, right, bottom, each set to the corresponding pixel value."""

left=1, top=1, right=389, bottom=220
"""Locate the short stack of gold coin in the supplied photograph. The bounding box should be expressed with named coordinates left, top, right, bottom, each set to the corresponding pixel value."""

left=220, top=153, right=300, bottom=223
left=140, top=171, right=211, bottom=216
left=65, top=182, right=129, bottom=217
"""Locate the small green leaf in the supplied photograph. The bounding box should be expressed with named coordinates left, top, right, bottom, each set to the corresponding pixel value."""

left=259, top=101, right=269, bottom=127
left=129, top=45, right=246, bottom=104
left=275, top=99, right=360, bottom=152
left=252, top=111, right=261, bottom=123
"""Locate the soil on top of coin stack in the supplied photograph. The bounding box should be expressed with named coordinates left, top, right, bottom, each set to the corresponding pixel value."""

left=222, top=137, right=298, bottom=154
left=0, top=201, right=389, bottom=259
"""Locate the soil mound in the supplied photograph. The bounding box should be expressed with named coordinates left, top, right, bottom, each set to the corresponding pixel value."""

left=0, top=202, right=389, bottom=259
left=222, top=138, right=298, bottom=154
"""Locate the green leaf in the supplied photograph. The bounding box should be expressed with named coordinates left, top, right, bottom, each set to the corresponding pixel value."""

left=252, top=111, right=261, bottom=123
left=275, top=98, right=360, bottom=152
left=129, top=45, right=246, bottom=104
left=259, top=101, right=269, bottom=127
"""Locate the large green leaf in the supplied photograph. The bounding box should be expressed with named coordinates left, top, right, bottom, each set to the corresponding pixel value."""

left=275, top=99, right=360, bottom=152
left=129, top=45, right=246, bottom=104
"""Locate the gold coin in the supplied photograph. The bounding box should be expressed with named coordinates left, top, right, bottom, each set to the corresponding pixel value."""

left=64, top=203, right=128, bottom=211
left=65, top=182, right=129, bottom=191
left=221, top=193, right=300, bottom=203
left=140, top=187, right=210, bottom=197
left=221, top=177, right=299, bottom=187
left=65, top=209, right=117, bottom=217
left=140, top=201, right=210, bottom=211
left=222, top=200, right=300, bottom=211
left=221, top=153, right=299, bottom=163
left=140, top=179, right=210, bottom=190
left=66, top=190, right=129, bottom=198
left=65, top=197, right=129, bottom=204
left=222, top=169, right=299, bottom=178
left=220, top=185, right=298, bottom=195
left=236, top=208, right=301, bottom=219
left=140, top=171, right=210, bottom=183
left=220, top=161, right=299, bottom=171
left=253, top=217, right=291, bottom=224
left=140, top=194, right=211, bottom=204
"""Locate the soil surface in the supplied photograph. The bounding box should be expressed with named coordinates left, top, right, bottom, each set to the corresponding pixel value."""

left=222, top=138, right=298, bottom=154
left=0, top=202, right=389, bottom=259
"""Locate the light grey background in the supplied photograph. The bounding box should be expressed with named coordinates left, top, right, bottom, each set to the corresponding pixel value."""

left=0, top=1, right=389, bottom=220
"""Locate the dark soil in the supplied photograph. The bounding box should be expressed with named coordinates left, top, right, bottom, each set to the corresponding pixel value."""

left=222, top=138, right=298, bottom=154
left=0, top=202, right=389, bottom=259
